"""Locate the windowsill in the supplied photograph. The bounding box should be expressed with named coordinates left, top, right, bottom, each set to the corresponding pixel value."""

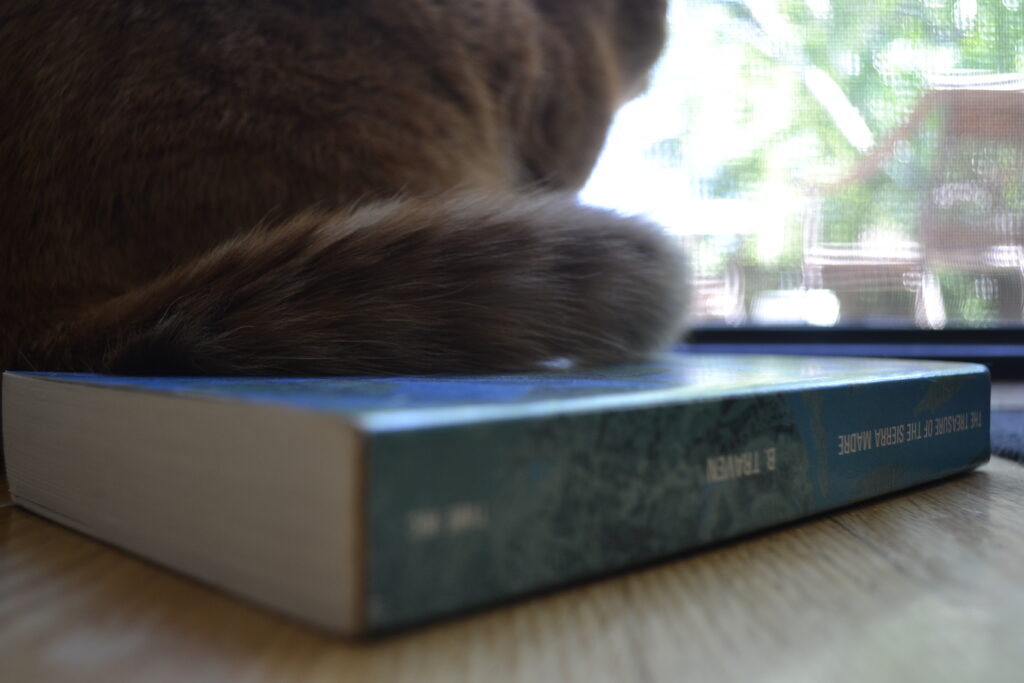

left=682, top=326, right=1024, bottom=379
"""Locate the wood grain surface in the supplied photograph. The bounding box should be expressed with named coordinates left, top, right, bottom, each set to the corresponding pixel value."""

left=3, top=458, right=1023, bottom=683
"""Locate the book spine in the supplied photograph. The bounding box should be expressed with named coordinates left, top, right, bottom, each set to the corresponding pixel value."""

left=362, top=368, right=990, bottom=631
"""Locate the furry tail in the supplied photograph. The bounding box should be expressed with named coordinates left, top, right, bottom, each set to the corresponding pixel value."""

left=26, top=193, right=690, bottom=375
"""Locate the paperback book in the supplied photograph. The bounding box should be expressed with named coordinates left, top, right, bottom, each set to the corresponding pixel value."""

left=2, top=353, right=991, bottom=634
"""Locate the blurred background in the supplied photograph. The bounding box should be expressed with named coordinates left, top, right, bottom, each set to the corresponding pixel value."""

left=582, top=0, right=1024, bottom=331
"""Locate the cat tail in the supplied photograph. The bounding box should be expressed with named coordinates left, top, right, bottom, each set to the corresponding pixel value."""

left=25, top=193, right=691, bottom=376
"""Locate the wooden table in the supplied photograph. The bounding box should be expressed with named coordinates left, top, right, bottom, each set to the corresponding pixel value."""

left=3, top=458, right=1023, bottom=683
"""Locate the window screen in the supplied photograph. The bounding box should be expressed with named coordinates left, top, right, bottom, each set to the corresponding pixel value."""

left=582, top=0, right=1024, bottom=330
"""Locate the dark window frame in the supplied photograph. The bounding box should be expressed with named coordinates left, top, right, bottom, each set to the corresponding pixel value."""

left=684, top=326, right=1024, bottom=379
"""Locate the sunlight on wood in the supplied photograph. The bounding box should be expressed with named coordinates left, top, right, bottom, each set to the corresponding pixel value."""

left=3, top=459, right=1023, bottom=682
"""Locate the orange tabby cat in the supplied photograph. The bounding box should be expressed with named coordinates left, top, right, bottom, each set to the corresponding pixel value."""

left=0, top=0, right=688, bottom=377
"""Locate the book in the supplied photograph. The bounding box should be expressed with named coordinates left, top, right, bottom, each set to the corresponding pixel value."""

left=2, top=353, right=991, bottom=635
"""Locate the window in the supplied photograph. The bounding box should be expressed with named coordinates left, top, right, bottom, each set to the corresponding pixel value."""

left=583, top=0, right=1024, bottom=338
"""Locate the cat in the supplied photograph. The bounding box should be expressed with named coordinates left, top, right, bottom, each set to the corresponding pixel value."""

left=0, top=0, right=689, bottom=378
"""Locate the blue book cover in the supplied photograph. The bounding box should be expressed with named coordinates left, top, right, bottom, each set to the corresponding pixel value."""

left=3, top=353, right=991, bottom=633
